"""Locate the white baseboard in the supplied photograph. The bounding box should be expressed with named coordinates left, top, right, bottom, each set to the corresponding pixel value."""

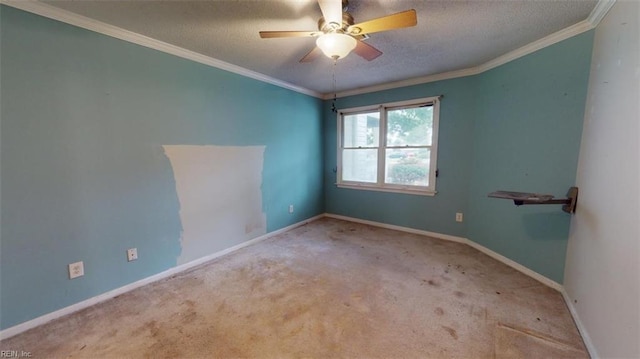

left=323, top=213, right=562, bottom=291
left=303, top=213, right=595, bottom=357
left=464, top=240, right=562, bottom=292
left=560, top=288, right=598, bottom=358
left=324, top=213, right=468, bottom=244
left=325, top=214, right=592, bottom=356
left=1, top=213, right=575, bottom=345
left=0, top=214, right=324, bottom=340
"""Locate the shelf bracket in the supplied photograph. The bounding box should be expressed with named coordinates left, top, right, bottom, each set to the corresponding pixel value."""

left=488, top=187, right=578, bottom=213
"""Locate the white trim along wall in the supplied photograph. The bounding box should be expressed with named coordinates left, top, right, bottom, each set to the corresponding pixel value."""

left=0, top=215, right=324, bottom=341
left=0, top=1, right=615, bottom=355
left=323, top=214, right=562, bottom=291
left=3, top=214, right=590, bottom=350
left=0, top=0, right=615, bottom=100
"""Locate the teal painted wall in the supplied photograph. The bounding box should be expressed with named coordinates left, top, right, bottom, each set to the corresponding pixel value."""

left=324, top=31, right=594, bottom=283
left=0, top=3, right=594, bottom=331
left=323, top=77, right=478, bottom=237
left=467, top=31, right=594, bottom=282
left=0, top=6, right=323, bottom=330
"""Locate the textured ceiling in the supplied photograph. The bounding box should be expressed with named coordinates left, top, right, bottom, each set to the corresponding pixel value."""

left=40, top=0, right=598, bottom=95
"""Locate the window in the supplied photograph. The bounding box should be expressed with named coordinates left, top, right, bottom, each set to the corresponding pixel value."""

left=337, top=96, right=440, bottom=196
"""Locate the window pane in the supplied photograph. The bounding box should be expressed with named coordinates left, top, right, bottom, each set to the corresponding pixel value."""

left=343, top=112, right=380, bottom=148
left=342, top=149, right=378, bottom=183
left=386, top=106, right=433, bottom=147
left=385, top=149, right=430, bottom=186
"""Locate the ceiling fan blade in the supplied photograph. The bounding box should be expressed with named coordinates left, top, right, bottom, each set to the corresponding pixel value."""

left=354, top=40, right=383, bottom=61
left=318, top=0, right=342, bottom=26
left=259, top=31, right=319, bottom=38
left=348, top=9, right=417, bottom=36
left=299, top=46, right=322, bottom=63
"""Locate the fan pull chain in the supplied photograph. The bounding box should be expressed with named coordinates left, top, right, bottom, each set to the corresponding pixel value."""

left=331, top=59, right=338, bottom=113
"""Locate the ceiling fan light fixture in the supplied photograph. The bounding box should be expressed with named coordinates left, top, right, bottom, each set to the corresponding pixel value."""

left=316, top=33, right=357, bottom=60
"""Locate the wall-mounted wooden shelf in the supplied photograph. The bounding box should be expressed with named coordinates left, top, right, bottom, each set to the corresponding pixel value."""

left=488, top=187, right=578, bottom=213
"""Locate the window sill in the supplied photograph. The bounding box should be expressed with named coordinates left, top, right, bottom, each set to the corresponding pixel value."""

left=336, top=183, right=437, bottom=197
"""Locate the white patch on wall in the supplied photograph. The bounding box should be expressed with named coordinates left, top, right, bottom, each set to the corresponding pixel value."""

left=163, top=145, right=267, bottom=265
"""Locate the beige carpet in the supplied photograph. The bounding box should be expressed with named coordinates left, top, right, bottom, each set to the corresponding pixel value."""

left=0, top=218, right=588, bottom=358
left=495, top=323, right=588, bottom=358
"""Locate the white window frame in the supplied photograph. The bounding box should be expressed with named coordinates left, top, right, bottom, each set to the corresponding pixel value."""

left=336, top=96, right=440, bottom=196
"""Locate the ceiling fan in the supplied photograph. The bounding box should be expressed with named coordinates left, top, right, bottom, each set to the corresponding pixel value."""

left=259, top=0, right=417, bottom=62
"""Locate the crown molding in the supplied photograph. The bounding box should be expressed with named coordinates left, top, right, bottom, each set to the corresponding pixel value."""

left=0, top=0, right=324, bottom=99
left=2, top=0, right=610, bottom=101
left=331, top=16, right=598, bottom=99
left=322, top=67, right=481, bottom=100
left=477, top=19, right=594, bottom=74
left=587, top=0, right=616, bottom=27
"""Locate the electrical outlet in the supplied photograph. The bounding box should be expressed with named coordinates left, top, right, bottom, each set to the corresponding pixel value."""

left=456, top=212, right=463, bottom=222
left=127, top=248, right=138, bottom=262
left=68, top=261, right=84, bottom=279
left=289, top=204, right=294, bottom=214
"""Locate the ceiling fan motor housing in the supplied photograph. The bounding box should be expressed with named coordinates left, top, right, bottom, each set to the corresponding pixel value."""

left=318, top=12, right=355, bottom=34
left=259, top=0, right=415, bottom=62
